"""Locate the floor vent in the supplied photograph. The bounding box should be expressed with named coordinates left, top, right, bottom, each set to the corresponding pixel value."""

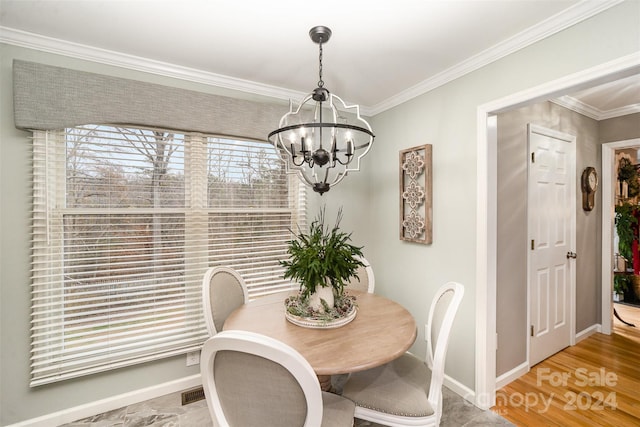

left=181, top=386, right=205, bottom=405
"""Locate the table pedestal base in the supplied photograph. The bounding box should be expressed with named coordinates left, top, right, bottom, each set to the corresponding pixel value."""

left=318, top=375, right=332, bottom=392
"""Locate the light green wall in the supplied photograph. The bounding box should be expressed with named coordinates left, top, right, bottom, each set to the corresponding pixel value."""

left=1, top=1, right=639, bottom=424
left=340, top=0, right=639, bottom=393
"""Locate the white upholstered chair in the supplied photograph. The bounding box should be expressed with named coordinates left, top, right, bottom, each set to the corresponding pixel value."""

left=202, top=267, right=249, bottom=336
left=200, top=330, right=356, bottom=427
left=341, top=282, right=464, bottom=426
left=345, top=256, right=375, bottom=293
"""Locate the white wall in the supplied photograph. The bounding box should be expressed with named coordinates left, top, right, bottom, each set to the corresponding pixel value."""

left=1, top=1, right=639, bottom=424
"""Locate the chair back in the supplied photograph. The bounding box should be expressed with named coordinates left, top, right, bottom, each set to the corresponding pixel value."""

left=345, top=256, right=375, bottom=293
left=202, top=267, right=249, bottom=335
left=425, top=282, right=464, bottom=411
left=200, top=330, right=324, bottom=427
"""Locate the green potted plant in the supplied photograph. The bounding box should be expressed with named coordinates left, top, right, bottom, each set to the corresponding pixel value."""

left=613, top=275, right=630, bottom=302
left=281, top=207, right=365, bottom=325
left=618, top=157, right=640, bottom=198
left=615, top=202, right=637, bottom=267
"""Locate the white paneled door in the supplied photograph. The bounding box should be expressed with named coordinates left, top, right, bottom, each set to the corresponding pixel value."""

left=527, top=124, right=576, bottom=367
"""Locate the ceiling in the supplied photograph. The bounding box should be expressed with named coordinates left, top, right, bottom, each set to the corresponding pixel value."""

left=1, top=0, right=638, bottom=117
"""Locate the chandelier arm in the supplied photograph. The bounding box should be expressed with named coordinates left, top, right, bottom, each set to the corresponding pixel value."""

left=333, top=154, right=354, bottom=166
left=291, top=152, right=307, bottom=167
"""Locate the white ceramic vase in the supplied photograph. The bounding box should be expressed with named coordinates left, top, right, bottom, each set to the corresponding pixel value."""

left=308, top=285, right=335, bottom=312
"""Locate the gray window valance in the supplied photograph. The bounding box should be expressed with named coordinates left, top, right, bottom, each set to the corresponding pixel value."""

left=13, top=60, right=283, bottom=141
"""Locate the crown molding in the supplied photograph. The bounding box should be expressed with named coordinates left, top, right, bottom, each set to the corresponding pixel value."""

left=552, top=95, right=640, bottom=120
left=367, top=0, right=626, bottom=115
left=0, top=26, right=307, bottom=103
left=0, top=0, right=625, bottom=117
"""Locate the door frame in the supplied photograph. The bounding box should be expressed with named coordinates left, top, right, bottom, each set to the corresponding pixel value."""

left=526, top=124, right=577, bottom=367
left=601, top=138, right=640, bottom=335
left=475, top=53, right=640, bottom=410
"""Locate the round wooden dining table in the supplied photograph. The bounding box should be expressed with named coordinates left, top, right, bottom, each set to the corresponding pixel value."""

left=223, top=289, right=417, bottom=391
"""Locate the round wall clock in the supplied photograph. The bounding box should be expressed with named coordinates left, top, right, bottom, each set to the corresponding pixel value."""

left=581, top=167, right=598, bottom=211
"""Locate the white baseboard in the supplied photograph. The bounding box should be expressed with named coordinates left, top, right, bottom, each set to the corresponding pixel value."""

left=7, top=375, right=202, bottom=427
left=492, top=326, right=602, bottom=393
left=444, top=374, right=476, bottom=405
left=495, top=361, right=529, bottom=389
left=576, top=323, right=601, bottom=343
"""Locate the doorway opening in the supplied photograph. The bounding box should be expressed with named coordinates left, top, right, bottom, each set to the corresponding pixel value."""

left=475, top=53, right=640, bottom=410
left=601, top=139, right=640, bottom=334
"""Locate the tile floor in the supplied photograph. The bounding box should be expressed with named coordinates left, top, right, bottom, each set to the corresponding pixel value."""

left=61, top=384, right=513, bottom=427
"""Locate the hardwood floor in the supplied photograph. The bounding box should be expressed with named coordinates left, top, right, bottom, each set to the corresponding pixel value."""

left=492, top=303, right=640, bottom=427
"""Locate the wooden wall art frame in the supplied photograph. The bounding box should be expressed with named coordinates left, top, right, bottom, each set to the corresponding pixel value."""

left=399, top=144, right=432, bottom=244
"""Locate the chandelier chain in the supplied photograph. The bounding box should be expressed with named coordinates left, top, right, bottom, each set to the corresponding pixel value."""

left=317, top=38, right=324, bottom=88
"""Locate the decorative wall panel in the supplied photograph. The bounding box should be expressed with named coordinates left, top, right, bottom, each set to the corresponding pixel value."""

left=400, top=144, right=432, bottom=244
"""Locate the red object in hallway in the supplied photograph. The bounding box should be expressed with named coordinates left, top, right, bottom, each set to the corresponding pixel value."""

left=633, top=208, right=640, bottom=275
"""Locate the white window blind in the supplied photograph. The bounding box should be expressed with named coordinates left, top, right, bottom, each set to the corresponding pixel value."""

left=30, top=125, right=306, bottom=386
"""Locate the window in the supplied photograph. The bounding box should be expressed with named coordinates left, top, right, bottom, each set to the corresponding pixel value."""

left=30, top=125, right=306, bottom=386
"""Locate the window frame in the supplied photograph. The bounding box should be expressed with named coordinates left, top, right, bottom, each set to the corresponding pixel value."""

left=30, top=125, right=306, bottom=386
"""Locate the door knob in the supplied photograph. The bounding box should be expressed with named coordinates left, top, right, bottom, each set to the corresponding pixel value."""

left=566, top=251, right=577, bottom=259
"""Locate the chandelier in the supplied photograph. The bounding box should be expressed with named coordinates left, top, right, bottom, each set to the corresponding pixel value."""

left=268, top=26, right=375, bottom=195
